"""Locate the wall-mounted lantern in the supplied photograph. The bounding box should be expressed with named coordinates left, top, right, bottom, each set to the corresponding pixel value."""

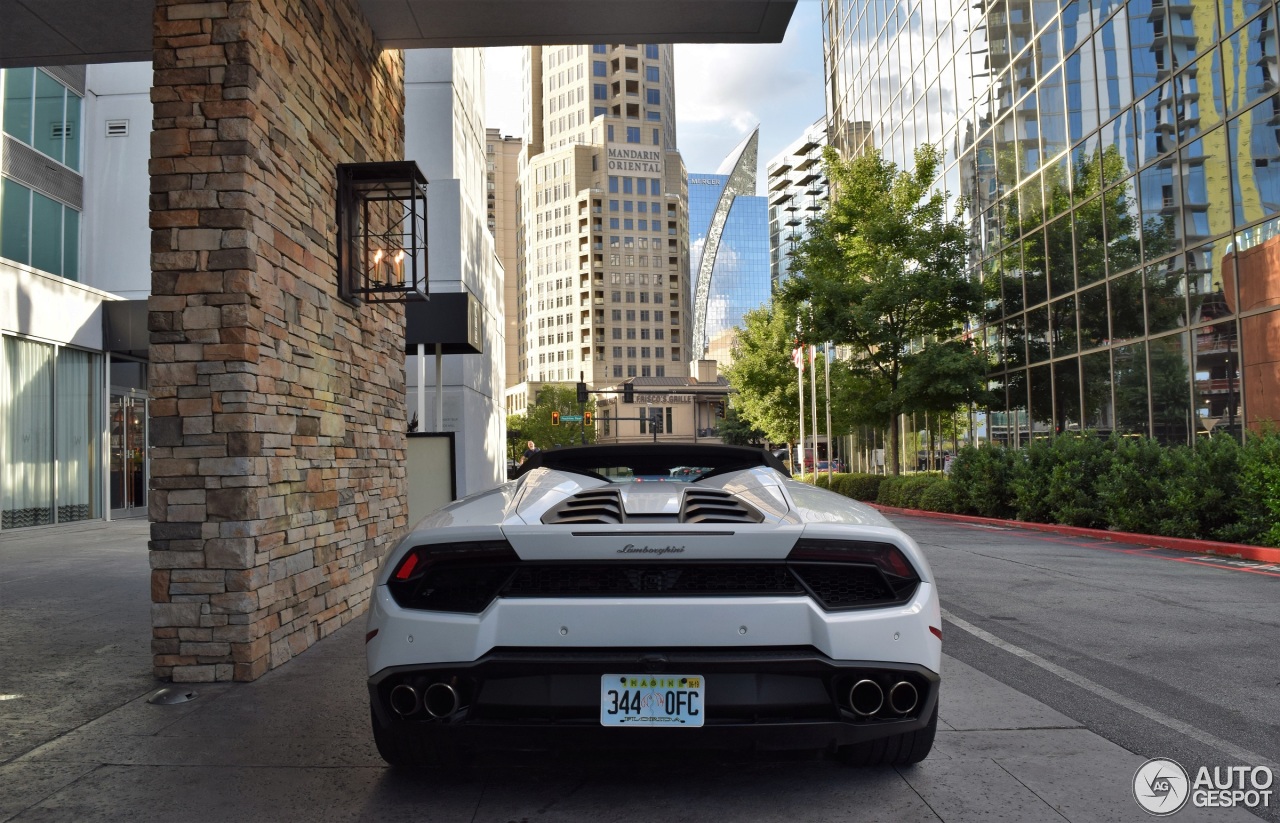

left=336, top=161, right=429, bottom=303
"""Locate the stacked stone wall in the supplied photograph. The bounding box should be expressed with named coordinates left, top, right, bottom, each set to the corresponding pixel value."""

left=148, top=0, right=407, bottom=681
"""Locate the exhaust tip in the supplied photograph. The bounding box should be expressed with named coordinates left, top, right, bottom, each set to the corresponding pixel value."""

left=423, top=682, right=460, bottom=718
left=848, top=679, right=884, bottom=717
left=888, top=680, right=919, bottom=715
left=389, top=684, right=420, bottom=717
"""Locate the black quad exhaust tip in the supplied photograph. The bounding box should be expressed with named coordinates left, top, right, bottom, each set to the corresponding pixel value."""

left=390, top=684, right=420, bottom=716
left=848, top=679, right=884, bottom=716
left=888, top=680, right=919, bottom=715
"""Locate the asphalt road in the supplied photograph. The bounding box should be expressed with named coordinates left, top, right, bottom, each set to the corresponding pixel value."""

left=892, top=514, right=1280, bottom=823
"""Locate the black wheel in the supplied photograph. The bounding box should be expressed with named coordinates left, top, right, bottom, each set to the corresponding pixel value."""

left=835, top=699, right=938, bottom=767
left=370, top=707, right=467, bottom=774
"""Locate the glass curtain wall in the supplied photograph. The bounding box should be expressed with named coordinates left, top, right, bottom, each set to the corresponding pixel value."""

left=824, top=0, right=1280, bottom=445
left=1, top=336, right=102, bottom=529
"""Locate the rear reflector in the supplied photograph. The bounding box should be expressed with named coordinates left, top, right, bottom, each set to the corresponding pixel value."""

left=393, top=552, right=420, bottom=580
left=930, top=626, right=942, bottom=640
left=365, top=629, right=379, bottom=643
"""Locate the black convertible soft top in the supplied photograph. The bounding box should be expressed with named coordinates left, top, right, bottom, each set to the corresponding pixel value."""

left=515, top=443, right=789, bottom=480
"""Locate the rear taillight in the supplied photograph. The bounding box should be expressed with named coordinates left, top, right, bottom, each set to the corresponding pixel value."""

left=786, top=538, right=918, bottom=579
left=386, top=540, right=520, bottom=613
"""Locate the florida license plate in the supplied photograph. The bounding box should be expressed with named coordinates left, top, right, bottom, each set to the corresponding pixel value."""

left=600, top=674, right=704, bottom=727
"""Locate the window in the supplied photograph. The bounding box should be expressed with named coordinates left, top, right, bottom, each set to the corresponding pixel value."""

left=609, top=200, right=618, bottom=212
left=611, top=309, right=622, bottom=321
left=641, top=366, right=651, bottom=377
left=652, top=129, right=660, bottom=145
left=656, top=365, right=665, bottom=377
left=607, top=125, right=614, bottom=141
left=655, top=347, right=665, bottom=358
left=623, top=177, right=633, bottom=194
left=2, top=68, right=82, bottom=171
left=626, top=310, right=636, bottom=321
left=594, top=106, right=607, bottom=117
left=627, top=347, right=637, bottom=358
left=611, top=290, right=621, bottom=301
left=593, top=61, right=607, bottom=76
left=655, top=329, right=664, bottom=340
left=609, top=176, right=619, bottom=193
left=626, top=126, right=640, bottom=143
left=647, top=111, right=661, bottom=121
left=653, top=292, right=663, bottom=303
left=0, top=178, right=79, bottom=279
left=627, top=365, right=637, bottom=377
left=625, top=291, right=635, bottom=303
left=640, top=292, right=650, bottom=303
left=646, top=66, right=660, bottom=82
left=640, top=311, right=650, bottom=321
left=593, top=44, right=607, bottom=54
left=613, top=346, right=623, bottom=358
left=641, top=347, right=650, bottom=358
left=654, top=311, right=664, bottom=322
left=613, top=365, right=623, bottom=377
left=646, top=89, right=660, bottom=105
left=640, top=329, right=650, bottom=340
left=612, top=328, right=621, bottom=339
left=594, top=83, right=607, bottom=100
left=646, top=44, right=659, bottom=59
left=609, top=217, right=619, bottom=229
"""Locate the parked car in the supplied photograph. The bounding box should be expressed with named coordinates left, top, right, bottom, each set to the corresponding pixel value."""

left=802, top=457, right=844, bottom=473
left=366, top=443, right=941, bottom=769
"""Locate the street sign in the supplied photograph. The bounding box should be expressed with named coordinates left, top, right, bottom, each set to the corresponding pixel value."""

left=562, top=415, right=583, bottom=422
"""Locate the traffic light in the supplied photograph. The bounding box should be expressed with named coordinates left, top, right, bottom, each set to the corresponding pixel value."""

left=623, top=383, right=634, bottom=404
left=716, top=401, right=726, bottom=418
left=551, top=410, right=560, bottom=426
left=584, top=411, right=593, bottom=426
left=576, top=381, right=589, bottom=404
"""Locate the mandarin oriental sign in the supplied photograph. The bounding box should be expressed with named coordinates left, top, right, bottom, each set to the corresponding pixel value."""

left=607, top=146, right=661, bottom=172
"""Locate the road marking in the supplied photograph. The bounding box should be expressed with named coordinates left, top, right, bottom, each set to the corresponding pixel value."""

left=941, top=608, right=1279, bottom=770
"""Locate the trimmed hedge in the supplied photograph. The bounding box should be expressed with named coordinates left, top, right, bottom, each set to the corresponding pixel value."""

left=799, top=429, right=1280, bottom=548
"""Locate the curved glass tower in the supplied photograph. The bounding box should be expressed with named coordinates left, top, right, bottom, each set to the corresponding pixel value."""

left=689, top=129, right=771, bottom=365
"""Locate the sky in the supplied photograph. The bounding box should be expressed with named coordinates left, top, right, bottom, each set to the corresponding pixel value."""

left=483, top=0, right=827, bottom=191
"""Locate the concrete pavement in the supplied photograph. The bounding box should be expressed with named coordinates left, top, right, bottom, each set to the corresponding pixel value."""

left=0, top=520, right=1259, bottom=821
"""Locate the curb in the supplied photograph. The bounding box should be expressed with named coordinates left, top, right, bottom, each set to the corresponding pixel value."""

left=868, top=504, right=1280, bottom=565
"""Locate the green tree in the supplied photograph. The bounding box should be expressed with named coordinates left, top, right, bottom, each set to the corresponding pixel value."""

left=724, top=305, right=803, bottom=445
left=716, top=405, right=767, bottom=446
left=506, top=384, right=596, bottom=454
left=780, top=145, right=983, bottom=474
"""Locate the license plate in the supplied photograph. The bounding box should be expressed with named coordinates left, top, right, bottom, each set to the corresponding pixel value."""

left=600, top=674, right=704, bottom=727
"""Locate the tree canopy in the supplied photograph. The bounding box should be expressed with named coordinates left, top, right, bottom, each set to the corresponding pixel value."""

left=778, top=144, right=985, bottom=474
left=505, top=384, right=596, bottom=457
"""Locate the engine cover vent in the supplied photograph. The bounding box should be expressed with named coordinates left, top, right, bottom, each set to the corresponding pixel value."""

left=679, top=488, right=765, bottom=524
left=541, top=488, right=625, bottom=524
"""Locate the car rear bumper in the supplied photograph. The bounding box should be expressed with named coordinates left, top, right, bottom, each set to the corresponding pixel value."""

left=369, top=647, right=939, bottom=753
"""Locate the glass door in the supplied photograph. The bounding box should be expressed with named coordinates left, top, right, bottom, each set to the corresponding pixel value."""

left=109, top=391, right=148, bottom=517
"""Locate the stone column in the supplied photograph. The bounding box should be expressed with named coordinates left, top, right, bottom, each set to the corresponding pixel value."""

left=148, top=0, right=408, bottom=682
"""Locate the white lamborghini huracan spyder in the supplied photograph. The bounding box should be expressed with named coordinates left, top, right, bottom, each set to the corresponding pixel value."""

left=365, top=444, right=941, bottom=768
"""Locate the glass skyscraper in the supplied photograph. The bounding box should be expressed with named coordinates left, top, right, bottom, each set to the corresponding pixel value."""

left=824, top=0, right=1280, bottom=444
left=689, top=128, right=772, bottom=365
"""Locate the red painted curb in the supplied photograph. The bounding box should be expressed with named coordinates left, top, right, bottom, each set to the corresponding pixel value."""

left=868, top=503, right=1280, bottom=565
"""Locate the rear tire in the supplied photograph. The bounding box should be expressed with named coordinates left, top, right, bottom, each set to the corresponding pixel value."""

left=836, top=698, right=938, bottom=767
left=370, top=707, right=466, bottom=774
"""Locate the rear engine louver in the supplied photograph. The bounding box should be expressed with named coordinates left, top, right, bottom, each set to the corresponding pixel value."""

left=679, top=489, right=765, bottom=524
left=541, top=488, right=625, bottom=524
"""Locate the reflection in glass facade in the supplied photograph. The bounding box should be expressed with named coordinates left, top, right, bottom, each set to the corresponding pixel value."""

left=824, top=0, right=1280, bottom=443
left=689, top=129, right=772, bottom=365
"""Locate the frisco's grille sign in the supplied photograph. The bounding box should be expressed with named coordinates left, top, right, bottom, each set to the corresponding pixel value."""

left=608, top=146, right=660, bottom=173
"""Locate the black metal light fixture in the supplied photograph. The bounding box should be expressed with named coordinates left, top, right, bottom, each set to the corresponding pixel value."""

left=336, top=161, right=429, bottom=303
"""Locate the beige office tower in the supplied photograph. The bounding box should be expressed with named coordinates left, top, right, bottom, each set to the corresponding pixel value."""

left=486, top=128, right=523, bottom=390
left=514, top=43, right=690, bottom=392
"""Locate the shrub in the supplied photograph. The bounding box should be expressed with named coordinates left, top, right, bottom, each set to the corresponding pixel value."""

left=948, top=444, right=1016, bottom=518
left=834, top=473, right=883, bottom=501
left=1097, top=436, right=1182, bottom=534
left=877, top=473, right=944, bottom=509
left=917, top=478, right=961, bottom=513
left=1011, top=433, right=1114, bottom=527
left=1236, top=427, right=1280, bottom=547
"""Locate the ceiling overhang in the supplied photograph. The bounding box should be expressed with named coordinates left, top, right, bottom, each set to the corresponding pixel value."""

left=0, top=0, right=796, bottom=68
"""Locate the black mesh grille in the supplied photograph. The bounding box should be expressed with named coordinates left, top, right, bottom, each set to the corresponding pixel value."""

left=394, top=561, right=916, bottom=614
left=791, top=563, right=911, bottom=608
left=504, top=564, right=802, bottom=597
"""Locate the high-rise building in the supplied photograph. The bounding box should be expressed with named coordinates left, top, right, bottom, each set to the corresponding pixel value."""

left=689, top=128, right=771, bottom=366
left=766, top=117, right=829, bottom=289
left=487, top=128, right=523, bottom=390
left=511, top=43, right=690, bottom=395
left=824, top=0, right=1280, bottom=444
